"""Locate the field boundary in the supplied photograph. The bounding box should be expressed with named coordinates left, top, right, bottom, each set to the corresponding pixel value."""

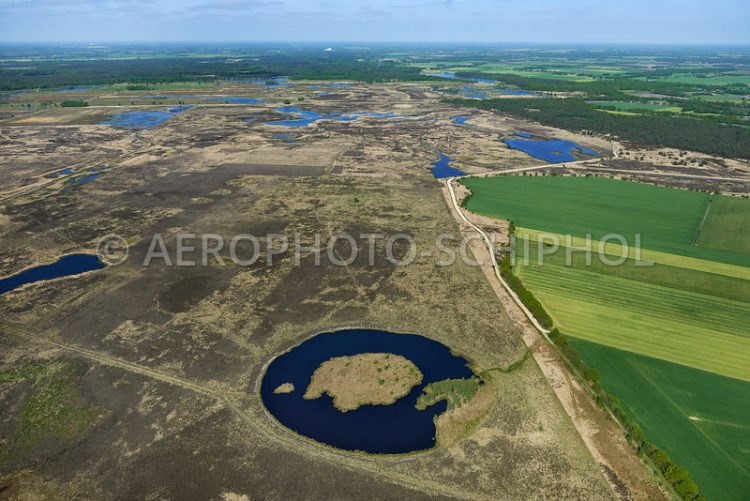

left=442, top=177, right=672, bottom=501
left=444, top=174, right=717, bottom=501
left=692, top=198, right=713, bottom=246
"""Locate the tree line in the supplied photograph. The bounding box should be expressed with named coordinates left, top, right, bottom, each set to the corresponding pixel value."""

left=446, top=97, right=750, bottom=160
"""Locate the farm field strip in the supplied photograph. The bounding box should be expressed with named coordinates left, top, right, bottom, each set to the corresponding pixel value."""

left=516, top=227, right=750, bottom=279
left=460, top=176, right=750, bottom=265
left=518, top=263, right=750, bottom=381
left=571, top=339, right=750, bottom=501
left=518, top=238, right=750, bottom=303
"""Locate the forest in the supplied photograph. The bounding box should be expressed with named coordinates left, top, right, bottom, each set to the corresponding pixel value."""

left=445, top=97, right=750, bottom=159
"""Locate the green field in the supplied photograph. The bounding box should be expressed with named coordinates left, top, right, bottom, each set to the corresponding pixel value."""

left=645, top=73, right=750, bottom=86
left=571, top=339, right=750, bottom=501
left=517, top=261, right=750, bottom=381
left=462, top=176, right=750, bottom=267
left=697, top=196, right=750, bottom=255
left=462, top=175, right=750, bottom=499
left=691, top=94, right=749, bottom=104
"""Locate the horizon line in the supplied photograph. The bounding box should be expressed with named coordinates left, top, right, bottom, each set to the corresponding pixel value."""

left=1, top=40, right=750, bottom=47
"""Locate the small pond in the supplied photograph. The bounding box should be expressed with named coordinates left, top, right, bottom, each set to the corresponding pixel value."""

left=0, top=254, right=105, bottom=295
left=260, top=329, right=475, bottom=454
left=503, top=138, right=599, bottom=163
left=451, top=115, right=471, bottom=125
left=100, top=105, right=192, bottom=130
left=431, top=151, right=466, bottom=179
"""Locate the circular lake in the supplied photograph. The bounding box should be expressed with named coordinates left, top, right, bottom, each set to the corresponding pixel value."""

left=260, top=328, right=475, bottom=454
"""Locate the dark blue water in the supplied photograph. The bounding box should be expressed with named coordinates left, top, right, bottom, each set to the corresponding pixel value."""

left=503, top=139, right=599, bottom=163
left=266, top=107, right=331, bottom=127
left=100, top=105, right=192, bottom=129
left=431, top=151, right=467, bottom=179
left=45, top=167, right=75, bottom=178
left=0, top=254, right=105, bottom=295
left=60, top=165, right=112, bottom=193
left=261, top=329, right=474, bottom=454
left=514, top=132, right=533, bottom=138
left=451, top=116, right=471, bottom=125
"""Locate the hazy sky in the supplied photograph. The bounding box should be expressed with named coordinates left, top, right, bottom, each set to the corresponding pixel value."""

left=0, top=0, right=748, bottom=44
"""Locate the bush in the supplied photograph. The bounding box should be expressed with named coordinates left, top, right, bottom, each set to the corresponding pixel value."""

left=60, top=99, right=87, bottom=107
left=583, top=367, right=600, bottom=383
left=648, top=449, right=672, bottom=471
left=674, top=478, right=699, bottom=500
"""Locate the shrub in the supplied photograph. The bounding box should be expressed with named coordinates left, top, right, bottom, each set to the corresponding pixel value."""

left=583, top=367, right=600, bottom=383
left=60, top=100, right=87, bottom=107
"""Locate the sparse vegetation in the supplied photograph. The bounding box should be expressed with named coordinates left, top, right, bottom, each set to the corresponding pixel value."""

left=304, top=353, right=423, bottom=412
left=0, top=361, right=103, bottom=465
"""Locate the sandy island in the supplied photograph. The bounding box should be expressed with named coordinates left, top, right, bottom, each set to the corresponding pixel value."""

left=273, top=382, right=295, bottom=394
left=303, top=353, right=423, bottom=412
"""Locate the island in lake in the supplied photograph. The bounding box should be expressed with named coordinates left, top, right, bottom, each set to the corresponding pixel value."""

left=273, top=382, right=295, bottom=394
left=304, top=353, right=423, bottom=412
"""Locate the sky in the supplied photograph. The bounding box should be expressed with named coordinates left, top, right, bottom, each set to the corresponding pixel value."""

left=0, top=0, right=748, bottom=44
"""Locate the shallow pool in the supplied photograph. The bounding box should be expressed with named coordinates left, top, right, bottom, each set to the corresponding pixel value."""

left=431, top=151, right=467, bottom=178
left=100, top=105, right=192, bottom=130
left=503, top=138, right=598, bottom=163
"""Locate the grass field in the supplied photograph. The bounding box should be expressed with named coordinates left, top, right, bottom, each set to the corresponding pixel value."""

left=518, top=262, right=750, bottom=381
left=462, top=175, right=750, bottom=499
left=697, top=196, right=750, bottom=255
left=571, top=339, right=750, bottom=501
left=691, top=94, right=750, bottom=104
left=462, top=176, right=750, bottom=267
left=644, top=73, right=750, bottom=86
left=516, top=228, right=750, bottom=280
